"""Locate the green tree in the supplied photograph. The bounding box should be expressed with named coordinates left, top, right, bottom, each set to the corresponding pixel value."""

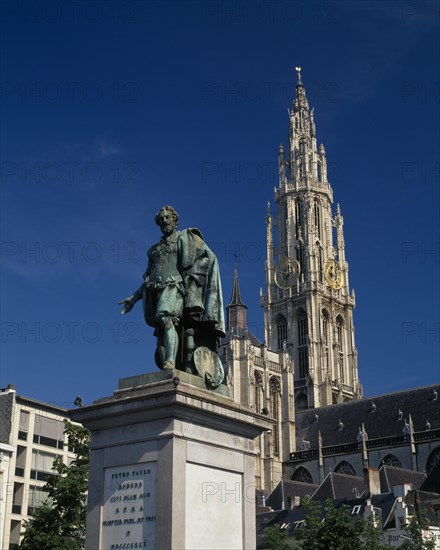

left=399, top=502, right=436, bottom=550
left=19, top=421, right=90, bottom=550
left=263, top=524, right=293, bottom=550
left=296, top=498, right=389, bottom=550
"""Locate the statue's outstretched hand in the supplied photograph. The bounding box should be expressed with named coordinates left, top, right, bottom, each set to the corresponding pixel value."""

left=118, top=296, right=135, bottom=315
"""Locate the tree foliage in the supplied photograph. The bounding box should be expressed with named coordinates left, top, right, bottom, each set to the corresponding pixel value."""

left=19, top=421, right=90, bottom=550
left=296, top=498, right=389, bottom=550
left=399, top=504, right=436, bottom=550
left=263, top=524, right=293, bottom=550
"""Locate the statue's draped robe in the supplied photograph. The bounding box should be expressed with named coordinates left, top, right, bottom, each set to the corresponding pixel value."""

left=139, top=229, right=225, bottom=338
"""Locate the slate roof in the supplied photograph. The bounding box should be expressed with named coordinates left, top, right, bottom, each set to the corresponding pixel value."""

left=310, top=472, right=365, bottom=501
left=404, top=490, right=440, bottom=525
left=265, top=480, right=318, bottom=510
left=221, top=329, right=263, bottom=348
left=257, top=474, right=440, bottom=546
left=420, top=461, right=440, bottom=494
left=380, top=465, right=426, bottom=493
left=256, top=504, right=315, bottom=545
left=295, top=384, right=440, bottom=449
left=371, top=492, right=398, bottom=527
left=226, top=264, right=246, bottom=308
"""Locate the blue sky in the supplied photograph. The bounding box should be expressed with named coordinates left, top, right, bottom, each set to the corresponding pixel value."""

left=1, top=0, right=439, bottom=408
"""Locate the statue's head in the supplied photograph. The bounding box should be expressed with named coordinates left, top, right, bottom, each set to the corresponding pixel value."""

left=155, top=205, right=179, bottom=235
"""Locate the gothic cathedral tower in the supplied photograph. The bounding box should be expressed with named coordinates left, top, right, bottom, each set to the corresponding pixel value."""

left=261, top=69, right=362, bottom=409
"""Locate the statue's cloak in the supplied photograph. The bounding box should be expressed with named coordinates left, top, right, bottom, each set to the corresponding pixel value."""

left=141, top=228, right=225, bottom=338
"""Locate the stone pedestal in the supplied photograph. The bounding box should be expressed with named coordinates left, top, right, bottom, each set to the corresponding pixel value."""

left=71, top=370, right=272, bottom=550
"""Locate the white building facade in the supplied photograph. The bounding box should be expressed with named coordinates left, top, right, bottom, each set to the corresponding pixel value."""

left=0, top=386, right=76, bottom=550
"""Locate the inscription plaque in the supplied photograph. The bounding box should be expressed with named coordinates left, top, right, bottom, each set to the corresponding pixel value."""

left=101, top=462, right=157, bottom=550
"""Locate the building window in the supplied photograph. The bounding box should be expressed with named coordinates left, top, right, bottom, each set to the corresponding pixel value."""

left=298, top=310, right=308, bottom=346
left=296, top=244, right=305, bottom=277
left=28, top=485, right=51, bottom=516
left=397, top=516, right=406, bottom=530
left=31, top=450, right=58, bottom=482
left=317, top=244, right=323, bottom=282
left=336, top=316, right=344, bottom=383
left=381, top=454, right=403, bottom=468
left=19, top=409, right=30, bottom=431
left=314, top=200, right=321, bottom=240
left=254, top=370, right=263, bottom=413
left=269, top=377, right=281, bottom=457
left=33, top=434, right=64, bottom=449
left=322, top=310, right=330, bottom=372
left=283, top=202, right=288, bottom=247
left=292, top=467, right=313, bottom=484
left=297, top=309, right=309, bottom=379
left=12, top=482, right=24, bottom=516
left=296, top=393, right=308, bottom=410
left=33, top=414, right=65, bottom=449
left=334, top=460, right=356, bottom=476
left=9, top=519, right=21, bottom=548
left=295, top=198, right=302, bottom=239
left=15, top=445, right=26, bottom=477
left=276, top=315, right=288, bottom=351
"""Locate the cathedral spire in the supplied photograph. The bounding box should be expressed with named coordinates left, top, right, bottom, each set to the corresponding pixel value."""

left=262, top=68, right=360, bottom=409
left=293, top=66, right=310, bottom=114
left=228, top=264, right=246, bottom=307
left=226, top=264, right=247, bottom=333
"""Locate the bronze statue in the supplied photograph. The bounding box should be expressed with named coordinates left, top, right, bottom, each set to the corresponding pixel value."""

left=119, top=206, right=225, bottom=386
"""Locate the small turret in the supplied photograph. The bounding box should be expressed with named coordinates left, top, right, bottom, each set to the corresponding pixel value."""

left=226, top=265, right=247, bottom=334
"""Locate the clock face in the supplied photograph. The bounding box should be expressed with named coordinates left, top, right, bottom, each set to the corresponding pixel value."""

left=324, top=258, right=343, bottom=290
left=275, top=257, right=301, bottom=289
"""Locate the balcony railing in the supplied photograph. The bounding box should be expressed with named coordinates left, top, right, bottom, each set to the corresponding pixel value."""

left=290, top=429, right=440, bottom=461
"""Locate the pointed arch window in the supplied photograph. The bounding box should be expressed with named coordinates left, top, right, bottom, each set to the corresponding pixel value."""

left=276, top=315, right=288, bottom=352
left=254, top=370, right=263, bottom=414
left=314, top=200, right=321, bottom=240
left=296, top=244, right=305, bottom=276
left=281, top=201, right=288, bottom=251
left=381, top=454, right=403, bottom=468
left=322, top=310, right=330, bottom=373
left=292, top=467, right=313, bottom=484
left=297, top=309, right=309, bottom=379
left=336, top=316, right=344, bottom=383
left=426, top=447, right=440, bottom=474
left=317, top=243, right=323, bottom=282
left=334, top=461, right=356, bottom=476
left=269, top=377, right=281, bottom=457
left=295, top=198, right=302, bottom=239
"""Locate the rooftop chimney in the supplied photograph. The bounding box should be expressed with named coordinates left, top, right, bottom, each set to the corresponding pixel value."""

left=363, top=467, right=381, bottom=496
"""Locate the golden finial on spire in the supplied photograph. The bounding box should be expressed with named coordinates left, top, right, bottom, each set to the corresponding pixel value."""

left=295, top=66, right=302, bottom=85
